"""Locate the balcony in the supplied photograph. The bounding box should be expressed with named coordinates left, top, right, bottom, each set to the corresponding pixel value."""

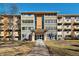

left=57, top=19, right=62, bottom=24
left=64, top=31, right=71, bottom=35
left=64, top=19, right=71, bottom=23
left=0, top=27, right=3, bottom=30
left=8, top=26, right=19, bottom=30
left=64, top=26, right=71, bottom=29
left=57, top=31, right=62, bottom=35
left=44, top=16, right=57, bottom=18
left=13, top=32, right=19, bottom=36
left=0, top=32, right=9, bottom=36
left=44, top=16, right=57, bottom=20
left=74, top=19, right=79, bottom=23
left=0, top=20, right=2, bottom=23
left=57, top=26, right=62, bottom=29
left=74, top=31, right=79, bottom=35
left=74, top=26, right=79, bottom=29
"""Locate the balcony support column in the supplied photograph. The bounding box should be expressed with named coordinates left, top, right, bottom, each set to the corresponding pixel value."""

left=32, top=32, right=35, bottom=42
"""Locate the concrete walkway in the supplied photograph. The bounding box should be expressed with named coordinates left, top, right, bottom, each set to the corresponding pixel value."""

left=27, top=39, right=50, bottom=56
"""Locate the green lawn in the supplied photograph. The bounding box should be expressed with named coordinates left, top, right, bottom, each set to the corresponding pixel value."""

left=45, top=40, right=79, bottom=56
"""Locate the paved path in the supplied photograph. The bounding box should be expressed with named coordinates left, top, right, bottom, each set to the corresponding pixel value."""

left=27, top=39, right=50, bottom=56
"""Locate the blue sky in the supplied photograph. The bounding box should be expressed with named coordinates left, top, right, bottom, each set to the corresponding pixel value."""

left=0, top=3, right=79, bottom=14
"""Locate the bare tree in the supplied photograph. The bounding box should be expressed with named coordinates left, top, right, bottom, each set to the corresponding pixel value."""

left=0, top=4, right=19, bottom=41
left=3, top=16, right=9, bottom=41
left=1, top=4, right=9, bottom=41
left=9, top=4, right=19, bottom=40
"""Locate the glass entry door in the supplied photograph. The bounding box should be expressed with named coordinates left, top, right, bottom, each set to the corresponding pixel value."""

left=35, top=34, right=44, bottom=40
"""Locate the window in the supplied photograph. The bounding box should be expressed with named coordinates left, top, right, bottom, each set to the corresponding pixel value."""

left=25, top=27, right=27, bottom=30
left=50, top=20, right=53, bottom=23
left=46, top=27, right=56, bottom=30
left=48, top=20, right=50, bottom=23
left=22, top=20, right=33, bottom=23
left=50, top=20, right=54, bottom=23
left=46, top=14, right=52, bottom=16
left=31, top=27, right=33, bottom=30
left=28, top=27, right=32, bottom=30
left=28, top=14, right=32, bottom=16
left=76, top=19, right=79, bottom=21
left=58, top=35, right=62, bottom=37
left=22, top=27, right=25, bottom=30
left=76, top=17, right=79, bottom=19
left=67, top=19, right=69, bottom=21
left=46, top=27, right=49, bottom=30
left=76, top=31, right=79, bottom=33
left=58, top=17, right=62, bottom=19
left=67, top=25, right=69, bottom=27
left=76, top=25, right=79, bottom=27
left=22, top=27, right=33, bottom=30
left=45, top=20, right=56, bottom=23
left=54, top=27, right=57, bottom=30
left=58, top=19, right=61, bottom=21
left=65, top=35, right=71, bottom=37
left=45, top=20, right=50, bottom=23
left=54, top=20, right=56, bottom=23
left=45, top=20, right=47, bottom=23
left=22, top=34, right=25, bottom=37
left=67, top=31, right=69, bottom=33
left=76, top=17, right=79, bottom=21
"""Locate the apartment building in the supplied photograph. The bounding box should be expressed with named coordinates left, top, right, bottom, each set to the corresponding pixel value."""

left=21, top=12, right=35, bottom=41
left=21, top=12, right=57, bottom=41
left=44, top=12, right=57, bottom=40
left=57, top=15, right=79, bottom=40
left=0, top=12, right=79, bottom=41
left=0, top=15, right=21, bottom=41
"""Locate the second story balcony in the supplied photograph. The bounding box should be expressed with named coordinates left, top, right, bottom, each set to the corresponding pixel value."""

left=57, top=25, right=62, bottom=29
left=64, top=25, right=71, bottom=29
left=64, top=31, right=71, bottom=35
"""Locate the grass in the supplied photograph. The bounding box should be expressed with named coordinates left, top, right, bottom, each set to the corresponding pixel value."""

left=45, top=40, right=79, bottom=56
left=0, top=40, right=35, bottom=56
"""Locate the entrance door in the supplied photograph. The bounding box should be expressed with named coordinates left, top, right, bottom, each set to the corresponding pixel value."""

left=35, top=34, right=44, bottom=40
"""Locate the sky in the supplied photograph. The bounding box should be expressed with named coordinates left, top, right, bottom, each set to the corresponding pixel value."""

left=0, top=3, right=79, bottom=14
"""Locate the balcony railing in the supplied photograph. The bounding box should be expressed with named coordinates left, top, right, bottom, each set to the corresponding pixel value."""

left=64, top=19, right=71, bottom=23
left=57, top=31, right=62, bottom=35
left=64, top=26, right=71, bottom=29
left=64, top=31, right=71, bottom=35
left=74, top=32, right=79, bottom=35
left=74, top=20, right=79, bottom=23
left=74, top=26, right=79, bottom=29
left=57, top=19, right=62, bottom=23
left=57, top=26, right=62, bottom=29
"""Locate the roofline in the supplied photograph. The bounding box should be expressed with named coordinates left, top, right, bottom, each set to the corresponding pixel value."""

left=58, top=14, right=79, bottom=17
left=0, top=14, right=20, bottom=17
left=21, top=12, right=57, bottom=15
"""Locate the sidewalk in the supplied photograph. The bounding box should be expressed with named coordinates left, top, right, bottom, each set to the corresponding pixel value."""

left=27, top=39, right=50, bottom=56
